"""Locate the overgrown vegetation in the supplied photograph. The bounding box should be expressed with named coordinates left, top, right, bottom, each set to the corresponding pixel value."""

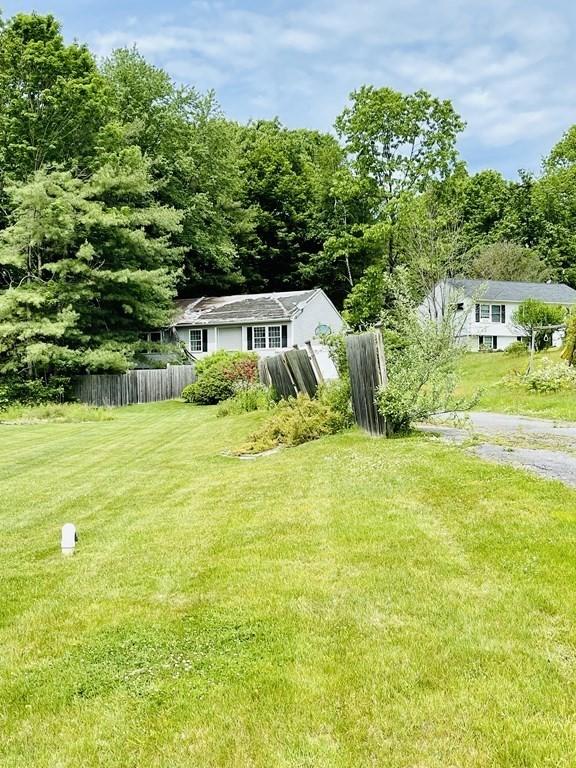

left=512, top=299, right=566, bottom=351
left=0, top=402, right=113, bottom=423
left=504, top=359, right=576, bottom=393
left=504, top=340, right=529, bottom=356
left=182, top=351, right=258, bottom=405
left=216, top=385, right=276, bottom=417
left=377, top=318, right=473, bottom=433
left=0, top=376, right=71, bottom=410
left=238, top=393, right=350, bottom=454
left=561, top=313, right=576, bottom=365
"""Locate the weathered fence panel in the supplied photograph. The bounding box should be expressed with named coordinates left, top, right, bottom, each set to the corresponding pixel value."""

left=284, top=348, right=318, bottom=398
left=73, top=365, right=195, bottom=407
left=265, top=355, right=297, bottom=399
left=345, top=332, right=389, bottom=436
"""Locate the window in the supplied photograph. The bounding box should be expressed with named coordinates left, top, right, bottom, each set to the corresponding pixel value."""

left=253, top=326, right=267, bottom=349
left=475, top=303, right=506, bottom=323
left=140, top=331, right=163, bottom=342
left=268, top=326, right=281, bottom=348
left=247, top=324, right=288, bottom=350
left=190, top=328, right=208, bottom=353
left=479, top=335, right=498, bottom=350
left=189, top=329, right=203, bottom=352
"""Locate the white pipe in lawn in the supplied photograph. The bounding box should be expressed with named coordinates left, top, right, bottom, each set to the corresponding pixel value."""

left=61, top=523, right=77, bottom=556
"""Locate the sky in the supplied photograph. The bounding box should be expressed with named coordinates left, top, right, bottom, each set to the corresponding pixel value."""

left=2, top=0, right=575, bottom=178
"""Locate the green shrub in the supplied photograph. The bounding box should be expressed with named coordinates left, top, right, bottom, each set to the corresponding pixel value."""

left=317, top=379, right=354, bottom=427
left=182, top=372, right=235, bottom=405
left=504, top=360, right=576, bottom=393
left=320, top=332, right=349, bottom=378
left=238, top=394, right=348, bottom=454
left=504, top=340, right=528, bottom=356
left=182, top=351, right=259, bottom=405
left=0, top=376, right=72, bottom=410
left=216, top=385, right=276, bottom=417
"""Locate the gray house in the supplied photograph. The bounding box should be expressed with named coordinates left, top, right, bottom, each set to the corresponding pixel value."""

left=156, top=290, right=343, bottom=373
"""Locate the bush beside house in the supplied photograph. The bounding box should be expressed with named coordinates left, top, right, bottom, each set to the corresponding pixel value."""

left=181, top=351, right=259, bottom=405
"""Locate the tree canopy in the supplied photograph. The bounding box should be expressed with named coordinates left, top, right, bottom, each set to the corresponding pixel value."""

left=1, top=10, right=576, bottom=377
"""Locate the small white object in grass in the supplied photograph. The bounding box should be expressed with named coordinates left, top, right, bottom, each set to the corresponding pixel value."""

left=61, top=523, right=77, bottom=556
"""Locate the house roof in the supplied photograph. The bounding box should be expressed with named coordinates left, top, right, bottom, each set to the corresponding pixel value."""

left=172, top=289, right=320, bottom=326
left=446, top=278, right=576, bottom=304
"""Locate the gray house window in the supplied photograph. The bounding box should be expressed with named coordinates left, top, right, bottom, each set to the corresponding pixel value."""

left=247, top=324, right=288, bottom=350
left=253, top=326, right=267, bottom=349
left=268, top=326, right=281, bottom=348
left=189, top=328, right=208, bottom=352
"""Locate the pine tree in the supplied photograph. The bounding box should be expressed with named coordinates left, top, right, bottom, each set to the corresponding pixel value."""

left=0, top=147, right=182, bottom=375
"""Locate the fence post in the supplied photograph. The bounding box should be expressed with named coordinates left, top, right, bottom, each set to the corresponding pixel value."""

left=304, top=340, right=324, bottom=385
left=345, top=331, right=389, bottom=436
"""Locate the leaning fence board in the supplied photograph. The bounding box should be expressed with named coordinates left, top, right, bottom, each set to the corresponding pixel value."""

left=284, top=349, right=318, bottom=397
left=73, top=365, right=196, bottom=407
left=345, top=332, right=388, bottom=436
left=264, top=355, right=298, bottom=399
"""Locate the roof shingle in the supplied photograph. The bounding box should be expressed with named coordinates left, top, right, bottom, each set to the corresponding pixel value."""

left=172, top=290, right=318, bottom=326
left=446, top=279, right=576, bottom=304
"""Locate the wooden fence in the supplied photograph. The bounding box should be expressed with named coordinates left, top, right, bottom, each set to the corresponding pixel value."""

left=73, top=365, right=196, bottom=407
left=345, top=332, right=389, bottom=436
left=260, top=347, right=321, bottom=399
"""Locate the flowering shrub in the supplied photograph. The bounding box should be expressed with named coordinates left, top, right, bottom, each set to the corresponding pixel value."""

left=182, top=351, right=258, bottom=404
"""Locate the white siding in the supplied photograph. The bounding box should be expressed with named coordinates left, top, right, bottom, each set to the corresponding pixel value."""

left=421, top=284, right=568, bottom=351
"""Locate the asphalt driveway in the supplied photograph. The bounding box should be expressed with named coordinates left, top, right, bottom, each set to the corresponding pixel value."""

left=421, top=411, right=576, bottom=488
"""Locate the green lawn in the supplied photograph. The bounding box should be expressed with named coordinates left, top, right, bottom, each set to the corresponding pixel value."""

left=2, top=401, right=576, bottom=767
left=457, top=348, right=576, bottom=420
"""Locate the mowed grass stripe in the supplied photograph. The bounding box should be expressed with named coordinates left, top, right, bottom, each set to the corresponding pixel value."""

left=1, top=401, right=575, bottom=766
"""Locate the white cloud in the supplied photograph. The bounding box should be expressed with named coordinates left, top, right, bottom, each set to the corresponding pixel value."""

left=89, top=0, right=576, bottom=175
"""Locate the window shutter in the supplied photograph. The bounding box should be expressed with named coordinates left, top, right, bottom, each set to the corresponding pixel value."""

left=501, top=304, right=506, bottom=323
left=281, top=325, right=288, bottom=347
left=247, top=327, right=253, bottom=350
left=475, top=303, right=480, bottom=322
left=202, top=329, right=208, bottom=352
left=493, top=336, right=498, bottom=349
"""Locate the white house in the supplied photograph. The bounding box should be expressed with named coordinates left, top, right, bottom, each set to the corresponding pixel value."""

left=421, top=278, right=576, bottom=351
left=153, top=289, right=343, bottom=375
